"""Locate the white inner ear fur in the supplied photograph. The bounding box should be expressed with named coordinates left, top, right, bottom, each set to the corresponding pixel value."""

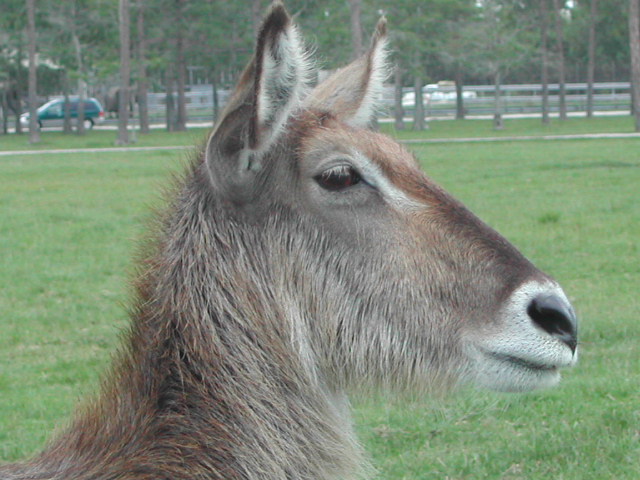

left=348, top=37, right=390, bottom=128
left=255, top=25, right=313, bottom=155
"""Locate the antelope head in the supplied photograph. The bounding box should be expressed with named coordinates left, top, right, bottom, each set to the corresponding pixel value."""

left=204, top=3, right=577, bottom=395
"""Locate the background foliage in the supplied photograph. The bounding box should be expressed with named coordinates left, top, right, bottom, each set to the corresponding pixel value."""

left=0, top=0, right=634, bottom=99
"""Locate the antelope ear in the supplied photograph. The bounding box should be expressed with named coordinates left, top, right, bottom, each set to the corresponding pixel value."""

left=304, top=17, right=389, bottom=128
left=248, top=2, right=311, bottom=151
left=206, top=2, right=310, bottom=181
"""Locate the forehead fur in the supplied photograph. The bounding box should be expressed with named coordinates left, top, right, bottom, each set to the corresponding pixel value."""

left=295, top=113, right=412, bottom=166
left=293, top=111, right=442, bottom=205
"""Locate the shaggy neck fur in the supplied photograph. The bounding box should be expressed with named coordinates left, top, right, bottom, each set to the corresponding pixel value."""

left=1, top=156, right=367, bottom=480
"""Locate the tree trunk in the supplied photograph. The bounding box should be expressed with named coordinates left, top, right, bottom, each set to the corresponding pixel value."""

left=27, top=0, right=40, bottom=144
left=586, top=0, right=597, bottom=118
left=553, top=0, right=567, bottom=120
left=540, top=0, right=550, bottom=124
left=212, top=74, right=219, bottom=124
left=117, top=0, right=131, bottom=145
left=493, top=69, right=504, bottom=130
left=71, top=27, right=86, bottom=135
left=172, top=0, right=187, bottom=131
left=77, top=83, right=86, bottom=134
left=175, top=45, right=187, bottom=131
left=166, top=67, right=176, bottom=132
left=1, top=92, right=7, bottom=134
left=393, top=65, right=405, bottom=130
left=455, top=64, right=464, bottom=120
left=348, top=0, right=364, bottom=60
left=63, top=72, right=72, bottom=133
left=630, top=0, right=640, bottom=131
left=14, top=92, right=23, bottom=134
left=13, top=46, right=23, bottom=134
left=136, top=0, right=150, bottom=134
left=413, top=75, right=426, bottom=131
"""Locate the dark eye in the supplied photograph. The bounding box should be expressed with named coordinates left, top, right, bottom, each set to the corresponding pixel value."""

left=314, top=165, right=362, bottom=191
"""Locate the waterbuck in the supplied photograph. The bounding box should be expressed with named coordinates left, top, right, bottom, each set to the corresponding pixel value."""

left=1, top=3, right=578, bottom=479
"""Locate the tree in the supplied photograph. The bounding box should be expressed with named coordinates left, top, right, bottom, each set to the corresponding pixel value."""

left=413, top=66, right=426, bottom=130
left=1, top=0, right=26, bottom=134
left=552, top=0, right=567, bottom=120
left=165, top=65, right=176, bottom=131
left=472, top=0, right=536, bottom=130
left=27, top=0, right=40, bottom=144
left=174, top=0, right=187, bottom=131
left=386, top=1, right=463, bottom=130
left=393, top=64, right=405, bottom=130
left=586, top=0, right=598, bottom=117
left=117, top=0, right=131, bottom=145
left=6, top=0, right=639, bottom=134
left=385, top=3, right=424, bottom=130
left=152, top=0, right=203, bottom=132
left=45, top=0, right=119, bottom=135
left=630, top=0, right=640, bottom=130
left=436, top=3, right=480, bottom=120
left=540, top=0, right=551, bottom=124
left=46, top=0, right=120, bottom=132
left=564, top=0, right=628, bottom=84
left=136, top=0, right=150, bottom=134
left=70, top=7, right=87, bottom=135
left=348, top=0, right=365, bottom=60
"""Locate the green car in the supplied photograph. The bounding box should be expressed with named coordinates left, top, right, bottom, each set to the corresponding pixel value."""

left=20, top=98, right=105, bottom=130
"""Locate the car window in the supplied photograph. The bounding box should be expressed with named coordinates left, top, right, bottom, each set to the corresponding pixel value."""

left=49, top=104, right=63, bottom=116
left=37, top=99, right=61, bottom=113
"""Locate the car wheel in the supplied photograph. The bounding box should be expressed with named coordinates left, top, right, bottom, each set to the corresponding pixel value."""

left=83, top=118, right=94, bottom=130
left=37, top=120, right=42, bottom=129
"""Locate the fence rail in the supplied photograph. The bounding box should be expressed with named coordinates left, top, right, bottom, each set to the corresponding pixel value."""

left=146, top=82, right=632, bottom=121
left=25, top=82, right=630, bottom=126
left=392, top=82, right=632, bottom=118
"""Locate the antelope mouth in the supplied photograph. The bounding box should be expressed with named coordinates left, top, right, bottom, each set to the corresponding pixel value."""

left=468, top=343, right=575, bottom=392
left=483, top=350, right=559, bottom=373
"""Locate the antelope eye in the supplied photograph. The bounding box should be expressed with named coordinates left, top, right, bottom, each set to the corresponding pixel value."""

left=314, top=165, right=362, bottom=191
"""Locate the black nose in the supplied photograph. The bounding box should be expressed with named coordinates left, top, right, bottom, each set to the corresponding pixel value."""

left=527, top=294, right=578, bottom=353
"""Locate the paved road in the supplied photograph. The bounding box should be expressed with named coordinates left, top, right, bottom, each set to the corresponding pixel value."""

left=0, top=145, right=187, bottom=157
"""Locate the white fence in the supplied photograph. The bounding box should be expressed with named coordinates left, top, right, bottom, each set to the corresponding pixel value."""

left=394, top=82, right=632, bottom=117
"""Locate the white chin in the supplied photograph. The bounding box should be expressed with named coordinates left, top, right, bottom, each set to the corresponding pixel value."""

left=473, top=353, right=563, bottom=392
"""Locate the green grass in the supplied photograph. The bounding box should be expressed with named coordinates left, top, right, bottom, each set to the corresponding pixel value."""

left=0, top=128, right=211, bottom=151
left=0, top=127, right=639, bottom=478
left=0, top=149, right=186, bottom=461
left=380, top=114, right=638, bottom=140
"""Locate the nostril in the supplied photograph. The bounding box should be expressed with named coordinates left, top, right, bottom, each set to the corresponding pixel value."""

left=527, top=294, right=578, bottom=353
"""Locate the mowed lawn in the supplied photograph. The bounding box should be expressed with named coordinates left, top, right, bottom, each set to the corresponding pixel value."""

left=0, top=130, right=638, bottom=478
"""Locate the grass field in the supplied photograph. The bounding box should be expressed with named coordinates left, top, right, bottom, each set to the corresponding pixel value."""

left=0, top=121, right=639, bottom=478
left=380, top=114, right=640, bottom=140
left=0, top=127, right=209, bottom=151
